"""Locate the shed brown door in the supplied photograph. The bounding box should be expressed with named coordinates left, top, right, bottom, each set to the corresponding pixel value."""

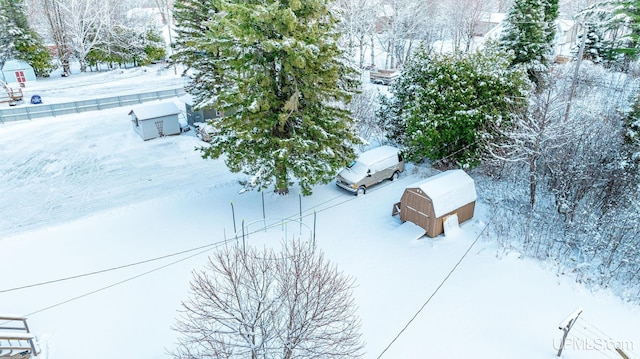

left=401, top=189, right=432, bottom=232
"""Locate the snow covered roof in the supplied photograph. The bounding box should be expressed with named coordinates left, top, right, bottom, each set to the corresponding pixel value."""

left=179, top=93, right=194, bottom=105
left=357, top=145, right=400, bottom=167
left=412, top=170, right=477, bottom=217
left=2, top=60, right=33, bottom=71
left=129, top=102, right=180, bottom=120
left=478, top=12, right=506, bottom=24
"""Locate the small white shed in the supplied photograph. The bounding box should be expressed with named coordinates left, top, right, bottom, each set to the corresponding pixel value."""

left=1, top=60, right=36, bottom=86
left=129, top=102, right=181, bottom=140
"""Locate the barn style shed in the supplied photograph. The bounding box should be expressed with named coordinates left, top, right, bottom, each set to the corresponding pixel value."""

left=392, top=169, right=477, bottom=238
left=129, top=102, right=181, bottom=140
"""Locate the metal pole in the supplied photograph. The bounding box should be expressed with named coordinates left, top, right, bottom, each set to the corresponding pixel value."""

left=299, top=194, right=302, bottom=235
left=262, top=191, right=266, bottom=232
left=564, top=23, right=588, bottom=123
left=313, top=210, right=317, bottom=247
left=242, top=219, right=246, bottom=254
left=230, top=201, right=237, bottom=235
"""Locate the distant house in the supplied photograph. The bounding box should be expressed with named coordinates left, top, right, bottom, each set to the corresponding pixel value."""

left=474, top=12, right=506, bottom=37
left=129, top=102, right=181, bottom=140
left=1, top=60, right=36, bottom=87
left=481, top=15, right=578, bottom=60
left=392, top=170, right=477, bottom=238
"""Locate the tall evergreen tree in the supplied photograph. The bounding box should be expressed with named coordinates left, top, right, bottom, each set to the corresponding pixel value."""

left=0, top=0, right=53, bottom=77
left=578, top=0, right=640, bottom=70
left=499, top=0, right=558, bottom=81
left=172, top=0, right=226, bottom=110
left=173, top=0, right=361, bottom=195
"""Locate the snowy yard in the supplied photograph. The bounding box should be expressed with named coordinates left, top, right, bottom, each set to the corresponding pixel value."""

left=1, top=65, right=639, bottom=359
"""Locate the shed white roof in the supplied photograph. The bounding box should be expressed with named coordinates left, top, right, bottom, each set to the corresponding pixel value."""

left=2, top=59, right=33, bottom=71
left=129, top=102, right=180, bottom=120
left=412, top=170, right=477, bottom=217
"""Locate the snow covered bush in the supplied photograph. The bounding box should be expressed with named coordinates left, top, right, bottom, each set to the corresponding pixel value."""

left=378, top=45, right=529, bottom=168
left=481, top=60, right=640, bottom=303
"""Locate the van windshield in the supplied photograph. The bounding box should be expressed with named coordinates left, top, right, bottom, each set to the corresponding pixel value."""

left=346, top=161, right=367, bottom=175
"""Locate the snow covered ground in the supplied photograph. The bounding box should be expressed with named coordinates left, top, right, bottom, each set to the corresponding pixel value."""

left=1, top=64, right=639, bottom=359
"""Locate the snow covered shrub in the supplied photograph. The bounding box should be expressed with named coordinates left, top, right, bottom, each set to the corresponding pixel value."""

left=379, top=45, right=529, bottom=168
left=349, top=87, right=386, bottom=147
left=482, top=60, right=640, bottom=303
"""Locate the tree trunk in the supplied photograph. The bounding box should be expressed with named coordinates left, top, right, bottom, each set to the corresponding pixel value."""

left=370, top=35, right=375, bottom=66
left=529, top=155, right=537, bottom=207
left=274, top=157, right=289, bottom=195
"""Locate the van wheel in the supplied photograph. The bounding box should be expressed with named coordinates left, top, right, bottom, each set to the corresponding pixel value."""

left=356, top=186, right=366, bottom=196
left=390, top=171, right=400, bottom=181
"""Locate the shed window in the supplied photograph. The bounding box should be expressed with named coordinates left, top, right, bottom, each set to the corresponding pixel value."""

left=15, top=71, right=25, bottom=83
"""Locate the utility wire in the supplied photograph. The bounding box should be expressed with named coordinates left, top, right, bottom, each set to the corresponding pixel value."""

left=0, top=242, right=219, bottom=293
left=22, top=239, right=234, bottom=318
left=0, top=189, right=360, bottom=294
left=1, top=141, right=458, bottom=295
left=376, top=219, right=490, bottom=359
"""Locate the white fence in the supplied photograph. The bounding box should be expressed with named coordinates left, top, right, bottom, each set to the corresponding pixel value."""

left=0, top=88, right=186, bottom=123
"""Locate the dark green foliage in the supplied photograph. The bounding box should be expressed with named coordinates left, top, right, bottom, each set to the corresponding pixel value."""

left=173, top=0, right=361, bottom=195
left=87, top=26, right=165, bottom=69
left=381, top=46, right=529, bottom=168
left=0, top=0, right=54, bottom=77
left=143, top=30, right=166, bottom=64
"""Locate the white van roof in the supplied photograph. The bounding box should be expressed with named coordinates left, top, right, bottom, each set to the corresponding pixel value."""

left=357, top=145, right=400, bottom=167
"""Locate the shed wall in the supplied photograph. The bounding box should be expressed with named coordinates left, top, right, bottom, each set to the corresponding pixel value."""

left=399, top=188, right=434, bottom=232
left=398, top=187, right=476, bottom=238
left=428, top=201, right=476, bottom=238
left=132, top=114, right=180, bottom=140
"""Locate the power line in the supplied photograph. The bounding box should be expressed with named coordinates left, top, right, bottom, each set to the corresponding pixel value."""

left=0, top=242, right=220, bottom=293
left=376, top=219, right=490, bottom=359
left=22, top=238, right=234, bottom=318
left=4, top=165, right=428, bottom=320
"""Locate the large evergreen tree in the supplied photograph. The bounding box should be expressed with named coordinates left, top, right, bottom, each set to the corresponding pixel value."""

left=380, top=45, right=529, bottom=168
left=0, top=0, right=53, bottom=78
left=173, top=0, right=361, bottom=195
left=577, top=1, right=637, bottom=69
left=499, top=0, right=558, bottom=80
left=172, top=0, right=226, bottom=110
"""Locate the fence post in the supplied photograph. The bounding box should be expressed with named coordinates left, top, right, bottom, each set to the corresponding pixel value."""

left=230, top=201, right=237, bottom=236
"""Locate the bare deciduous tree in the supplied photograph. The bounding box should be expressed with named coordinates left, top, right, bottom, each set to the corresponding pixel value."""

left=173, top=240, right=364, bottom=359
left=333, top=0, right=377, bottom=68
left=42, top=0, right=73, bottom=75
left=485, top=75, right=567, bottom=207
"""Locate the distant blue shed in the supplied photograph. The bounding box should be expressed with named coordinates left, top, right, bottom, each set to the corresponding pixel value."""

left=129, top=102, right=182, bottom=140
left=1, top=60, right=36, bottom=86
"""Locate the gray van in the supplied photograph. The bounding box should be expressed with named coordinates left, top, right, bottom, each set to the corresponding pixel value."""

left=336, top=145, right=404, bottom=196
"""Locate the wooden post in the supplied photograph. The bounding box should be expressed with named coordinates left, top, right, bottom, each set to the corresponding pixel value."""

left=557, top=308, right=583, bottom=357
left=230, top=201, right=236, bottom=235
left=615, top=348, right=630, bottom=359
